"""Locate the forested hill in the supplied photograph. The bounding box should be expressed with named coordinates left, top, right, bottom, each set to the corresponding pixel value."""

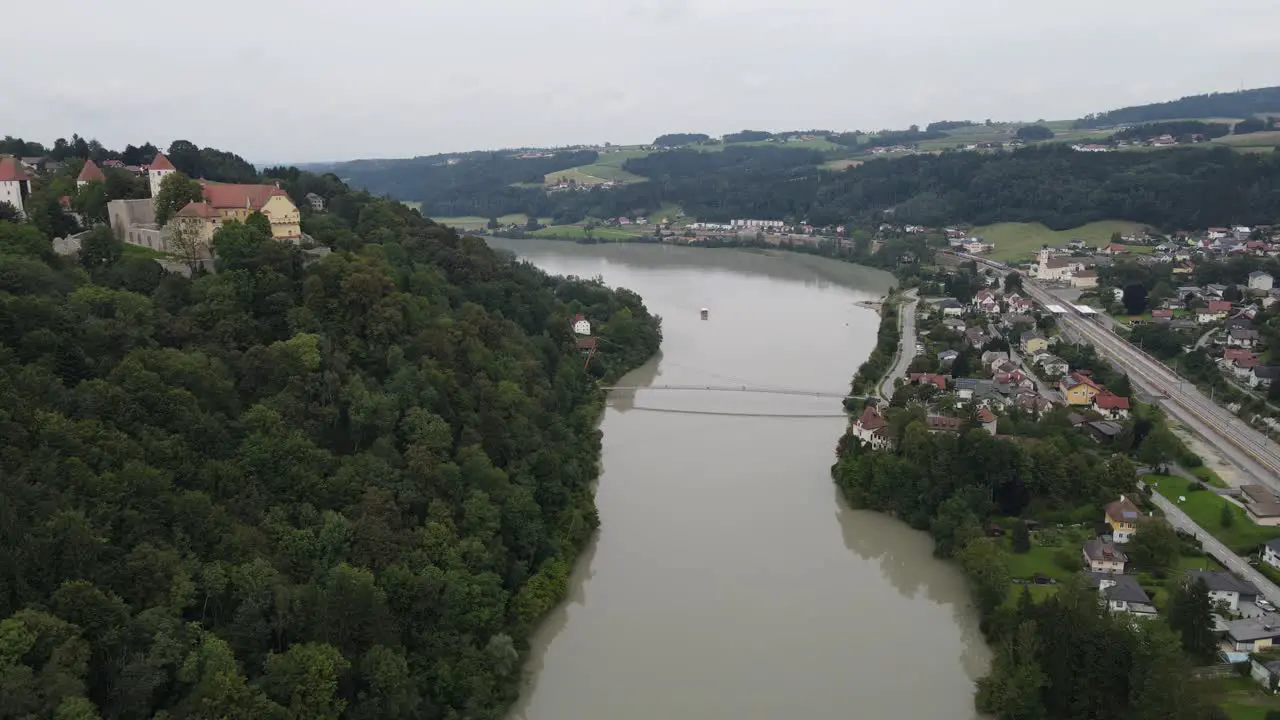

left=0, top=167, right=660, bottom=717
left=1076, top=85, right=1280, bottom=128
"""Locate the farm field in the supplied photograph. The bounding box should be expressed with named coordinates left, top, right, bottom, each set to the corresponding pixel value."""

left=971, top=220, right=1151, bottom=262
left=544, top=164, right=646, bottom=186
left=1214, top=131, right=1280, bottom=148
left=820, top=158, right=864, bottom=171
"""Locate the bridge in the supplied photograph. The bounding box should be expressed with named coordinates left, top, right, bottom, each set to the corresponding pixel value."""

left=601, top=383, right=852, bottom=399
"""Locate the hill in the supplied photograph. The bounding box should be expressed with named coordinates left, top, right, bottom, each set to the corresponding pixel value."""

left=1076, top=85, right=1280, bottom=128
left=0, top=140, right=662, bottom=719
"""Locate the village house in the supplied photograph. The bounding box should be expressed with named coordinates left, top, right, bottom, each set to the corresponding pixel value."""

left=1197, top=300, right=1233, bottom=324
left=1262, top=538, right=1280, bottom=571
left=908, top=373, right=949, bottom=392
left=1059, top=372, right=1103, bottom=406
left=0, top=156, right=31, bottom=217
left=1228, top=327, right=1260, bottom=349
left=1020, top=331, right=1050, bottom=355
left=850, top=406, right=891, bottom=449
left=925, top=415, right=965, bottom=433
left=1250, top=656, right=1280, bottom=691
left=305, top=192, right=325, bottom=211
left=1250, top=366, right=1280, bottom=390
left=937, top=349, right=959, bottom=366
left=1151, top=308, right=1174, bottom=322
left=942, top=318, right=967, bottom=333
left=1092, top=392, right=1131, bottom=420
left=1241, top=485, right=1280, bottom=526
left=1082, top=538, right=1127, bottom=573
left=1104, top=495, right=1142, bottom=543
left=1185, top=570, right=1262, bottom=615
left=977, top=407, right=997, bottom=435
left=1035, top=354, right=1069, bottom=378
left=76, top=158, right=105, bottom=188
left=1250, top=271, right=1275, bottom=292
left=964, top=327, right=989, bottom=348
left=1224, top=613, right=1280, bottom=652
left=936, top=299, right=965, bottom=317
left=1086, top=572, right=1156, bottom=616
left=572, top=314, right=591, bottom=335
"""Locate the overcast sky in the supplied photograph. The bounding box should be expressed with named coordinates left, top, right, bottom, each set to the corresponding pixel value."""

left=5, top=0, right=1278, bottom=163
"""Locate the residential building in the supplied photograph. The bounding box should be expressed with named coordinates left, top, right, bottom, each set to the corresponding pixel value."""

left=1093, top=392, right=1131, bottom=420
left=572, top=314, right=591, bottom=335
left=1086, top=572, right=1156, bottom=616
left=1241, top=485, right=1280, bottom=526
left=1104, top=495, right=1142, bottom=543
left=1059, top=372, right=1102, bottom=406
left=908, top=373, right=949, bottom=391
left=926, top=415, right=964, bottom=433
left=942, top=318, right=967, bottom=333
left=977, top=407, right=997, bottom=435
left=937, top=349, right=959, bottom=365
left=305, top=192, right=325, bottom=211
left=1070, top=270, right=1099, bottom=289
left=1184, top=570, right=1261, bottom=614
left=1082, top=538, right=1127, bottom=573
left=1262, top=538, right=1280, bottom=571
left=1228, top=327, right=1260, bottom=348
left=1151, top=308, right=1174, bottom=322
left=1249, top=656, right=1280, bottom=691
left=1036, top=355, right=1069, bottom=378
left=0, top=156, right=31, bottom=216
left=76, top=158, right=105, bottom=188
left=937, top=299, right=964, bottom=317
left=1197, top=300, right=1232, bottom=324
left=148, top=152, right=176, bottom=198
left=1224, top=613, right=1280, bottom=652
left=1250, top=271, right=1275, bottom=292
left=170, top=181, right=303, bottom=248
left=850, top=406, right=890, bottom=449
left=1250, top=366, right=1280, bottom=390
left=1087, top=420, right=1124, bottom=443
left=1020, top=331, right=1049, bottom=355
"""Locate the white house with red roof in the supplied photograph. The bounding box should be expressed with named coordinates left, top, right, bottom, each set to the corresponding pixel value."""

left=148, top=152, right=176, bottom=198
left=1092, top=392, right=1130, bottom=420
left=572, top=314, right=591, bottom=335
left=851, top=405, right=890, bottom=449
left=76, top=158, right=105, bottom=188
left=0, top=157, right=31, bottom=217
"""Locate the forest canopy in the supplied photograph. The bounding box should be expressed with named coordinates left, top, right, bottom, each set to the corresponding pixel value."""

left=0, top=161, right=661, bottom=718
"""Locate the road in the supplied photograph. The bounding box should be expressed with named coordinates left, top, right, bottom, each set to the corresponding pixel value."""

left=1145, top=488, right=1280, bottom=606
left=880, top=290, right=919, bottom=400
left=952, top=251, right=1280, bottom=489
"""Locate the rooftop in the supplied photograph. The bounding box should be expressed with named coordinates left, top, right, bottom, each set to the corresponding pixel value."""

left=1083, top=538, right=1127, bottom=563
left=1185, top=570, right=1259, bottom=597
left=1105, top=496, right=1141, bottom=522
left=1225, top=612, right=1280, bottom=642
left=1086, top=572, right=1151, bottom=605
left=0, top=156, right=28, bottom=183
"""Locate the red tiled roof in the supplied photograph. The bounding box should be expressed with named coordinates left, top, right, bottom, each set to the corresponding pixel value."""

left=977, top=407, right=996, bottom=423
left=908, top=373, right=948, bottom=391
left=200, top=181, right=288, bottom=210
left=77, top=159, right=105, bottom=182
left=857, top=406, right=886, bottom=431
left=1094, top=393, right=1130, bottom=410
left=1225, top=349, right=1256, bottom=362
left=1152, top=309, right=1173, bottom=318
left=149, top=152, right=175, bottom=171
left=175, top=201, right=219, bottom=219
left=1207, top=300, right=1233, bottom=313
left=926, top=415, right=964, bottom=432
left=575, top=337, right=597, bottom=350
left=0, top=157, right=28, bottom=182
left=1235, top=356, right=1259, bottom=369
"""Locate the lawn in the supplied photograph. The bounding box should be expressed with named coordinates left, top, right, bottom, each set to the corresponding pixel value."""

left=530, top=225, right=644, bottom=241
left=1195, top=677, right=1280, bottom=719
left=971, top=220, right=1153, bottom=262
left=1004, top=583, right=1058, bottom=607
left=1214, top=131, right=1280, bottom=149
left=1148, top=474, right=1280, bottom=553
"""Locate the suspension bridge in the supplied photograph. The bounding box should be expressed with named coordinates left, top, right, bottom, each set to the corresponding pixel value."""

left=600, top=383, right=874, bottom=419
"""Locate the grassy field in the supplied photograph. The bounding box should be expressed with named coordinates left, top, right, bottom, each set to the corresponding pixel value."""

left=1215, top=131, right=1280, bottom=149
left=646, top=203, right=683, bottom=223
left=820, top=158, right=865, bottom=171
left=544, top=165, right=646, bottom=186
left=972, top=220, right=1152, bottom=262
left=1148, top=474, right=1280, bottom=553
left=399, top=200, right=423, bottom=212
left=1196, top=677, right=1280, bottom=719
left=530, top=225, right=644, bottom=241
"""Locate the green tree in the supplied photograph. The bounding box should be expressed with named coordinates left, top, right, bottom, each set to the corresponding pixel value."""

left=153, top=172, right=204, bottom=226
left=211, top=218, right=271, bottom=272
left=78, top=224, right=122, bottom=269
left=71, top=181, right=109, bottom=224
left=262, top=642, right=350, bottom=720
left=958, top=538, right=1011, bottom=615
left=1167, top=578, right=1217, bottom=662
left=486, top=216, right=500, bottom=229
left=1220, top=501, right=1235, bottom=528
left=1011, top=520, right=1031, bottom=554
left=1003, top=271, right=1023, bottom=294
left=1138, top=426, right=1178, bottom=473
left=1110, top=374, right=1132, bottom=398
left=1127, top=520, right=1180, bottom=577
left=0, top=201, right=20, bottom=222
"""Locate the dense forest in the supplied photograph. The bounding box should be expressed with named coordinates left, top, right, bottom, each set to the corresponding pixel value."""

left=1111, top=120, right=1232, bottom=142
left=0, top=155, right=661, bottom=718
left=316, top=150, right=599, bottom=218
left=1076, top=85, right=1280, bottom=128
left=652, top=133, right=709, bottom=147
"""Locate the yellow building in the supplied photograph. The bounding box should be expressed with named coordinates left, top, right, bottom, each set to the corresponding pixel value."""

left=1103, top=495, right=1142, bottom=542
left=171, top=181, right=302, bottom=247
left=1058, top=372, right=1102, bottom=406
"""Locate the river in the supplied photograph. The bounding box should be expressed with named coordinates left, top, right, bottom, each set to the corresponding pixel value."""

left=489, top=239, right=990, bottom=720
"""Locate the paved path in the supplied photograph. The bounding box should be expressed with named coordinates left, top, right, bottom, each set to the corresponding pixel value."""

left=1145, top=486, right=1280, bottom=605
left=880, top=290, right=919, bottom=400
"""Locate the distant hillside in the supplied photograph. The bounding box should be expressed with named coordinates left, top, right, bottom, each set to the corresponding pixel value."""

left=1077, top=86, right=1280, bottom=128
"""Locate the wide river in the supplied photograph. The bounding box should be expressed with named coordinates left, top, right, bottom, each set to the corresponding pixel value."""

left=489, top=239, right=990, bottom=720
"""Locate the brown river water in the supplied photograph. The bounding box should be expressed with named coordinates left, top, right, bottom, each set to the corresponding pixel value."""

left=487, top=239, right=990, bottom=720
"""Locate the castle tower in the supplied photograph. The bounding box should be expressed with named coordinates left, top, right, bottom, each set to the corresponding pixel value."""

left=0, top=157, right=31, bottom=217
left=148, top=152, right=176, bottom=198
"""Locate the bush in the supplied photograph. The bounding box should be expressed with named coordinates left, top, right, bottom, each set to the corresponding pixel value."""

left=1054, top=547, right=1083, bottom=572
left=1189, top=481, right=1206, bottom=492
